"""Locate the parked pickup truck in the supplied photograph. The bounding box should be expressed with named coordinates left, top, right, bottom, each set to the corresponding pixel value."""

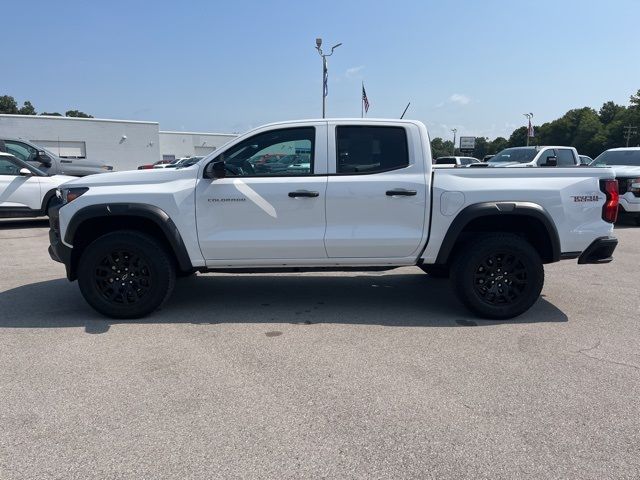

left=48, top=119, right=619, bottom=320
left=487, top=146, right=581, bottom=167
left=0, top=138, right=113, bottom=176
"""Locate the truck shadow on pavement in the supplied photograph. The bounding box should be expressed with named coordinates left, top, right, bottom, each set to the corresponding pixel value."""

left=0, top=272, right=568, bottom=334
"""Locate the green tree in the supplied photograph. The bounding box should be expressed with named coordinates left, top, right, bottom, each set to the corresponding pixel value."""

left=473, top=137, right=489, bottom=159
left=629, top=89, right=640, bottom=108
left=65, top=110, right=93, bottom=118
left=430, top=137, right=454, bottom=159
left=40, top=112, right=63, bottom=116
left=507, top=127, right=529, bottom=147
left=599, top=101, right=624, bottom=124
left=489, top=137, right=508, bottom=153
left=0, top=95, right=19, bottom=114
left=18, top=101, right=36, bottom=115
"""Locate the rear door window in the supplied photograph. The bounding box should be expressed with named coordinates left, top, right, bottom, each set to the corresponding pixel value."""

left=336, top=126, right=409, bottom=174
left=556, top=149, right=576, bottom=166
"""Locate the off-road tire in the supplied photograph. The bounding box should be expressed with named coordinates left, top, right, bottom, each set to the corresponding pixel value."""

left=77, top=231, right=176, bottom=319
left=450, top=233, right=544, bottom=319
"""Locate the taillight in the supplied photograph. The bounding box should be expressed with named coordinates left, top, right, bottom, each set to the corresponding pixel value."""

left=600, top=179, right=619, bottom=223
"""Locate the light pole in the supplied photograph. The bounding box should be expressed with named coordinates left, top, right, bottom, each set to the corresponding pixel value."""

left=524, top=112, right=533, bottom=146
left=451, top=128, right=457, bottom=155
left=315, top=38, right=342, bottom=118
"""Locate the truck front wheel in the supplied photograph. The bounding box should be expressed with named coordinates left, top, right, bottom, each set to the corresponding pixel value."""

left=450, top=233, right=544, bottom=319
left=77, top=231, right=176, bottom=319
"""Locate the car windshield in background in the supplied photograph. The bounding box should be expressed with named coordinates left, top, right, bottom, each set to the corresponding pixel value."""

left=592, top=150, right=640, bottom=166
left=435, top=157, right=456, bottom=165
left=488, top=148, right=538, bottom=164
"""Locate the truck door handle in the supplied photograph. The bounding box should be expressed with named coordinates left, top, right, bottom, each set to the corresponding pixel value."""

left=386, top=189, right=417, bottom=196
left=288, top=190, right=319, bottom=198
left=60, top=160, right=72, bottom=163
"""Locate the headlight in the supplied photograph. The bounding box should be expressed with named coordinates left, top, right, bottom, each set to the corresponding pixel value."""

left=58, top=187, right=89, bottom=205
left=628, top=178, right=640, bottom=194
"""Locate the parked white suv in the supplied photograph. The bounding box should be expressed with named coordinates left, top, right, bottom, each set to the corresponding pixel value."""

left=591, top=147, right=640, bottom=224
left=487, top=146, right=580, bottom=167
left=0, top=152, right=75, bottom=218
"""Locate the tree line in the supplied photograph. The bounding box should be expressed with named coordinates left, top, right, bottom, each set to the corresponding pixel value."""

left=431, top=89, right=640, bottom=160
left=0, top=94, right=93, bottom=118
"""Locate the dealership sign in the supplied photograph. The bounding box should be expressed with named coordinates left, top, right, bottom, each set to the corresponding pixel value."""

left=459, top=136, right=476, bottom=150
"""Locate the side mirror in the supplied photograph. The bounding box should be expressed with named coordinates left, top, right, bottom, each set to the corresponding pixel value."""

left=542, top=155, right=557, bottom=167
left=37, top=151, right=51, bottom=166
left=205, top=160, right=226, bottom=179
left=19, top=168, right=32, bottom=176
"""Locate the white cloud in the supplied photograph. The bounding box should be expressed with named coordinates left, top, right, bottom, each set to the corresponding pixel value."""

left=449, top=94, right=471, bottom=105
left=345, top=65, right=365, bottom=79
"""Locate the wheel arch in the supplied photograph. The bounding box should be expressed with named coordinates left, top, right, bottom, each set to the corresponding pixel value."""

left=40, top=189, right=58, bottom=214
left=434, top=202, right=561, bottom=265
left=65, top=203, right=193, bottom=280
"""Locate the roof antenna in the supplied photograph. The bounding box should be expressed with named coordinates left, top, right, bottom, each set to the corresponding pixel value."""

left=400, top=102, right=411, bottom=119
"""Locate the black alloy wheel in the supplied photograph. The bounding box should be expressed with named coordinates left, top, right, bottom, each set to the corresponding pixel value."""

left=94, top=250, right=152, bottom=305
left=472, top=252, right=527, bottom=306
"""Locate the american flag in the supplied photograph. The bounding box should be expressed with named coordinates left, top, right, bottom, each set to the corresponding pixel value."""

left=362, top=84, right=370, bottom=113
left=527, top=118, right=535, bottom=137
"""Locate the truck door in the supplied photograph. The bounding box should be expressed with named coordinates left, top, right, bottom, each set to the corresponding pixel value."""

left=195, top=124, right=328, bottom=262
left=324, top=123, right=428, bottom=258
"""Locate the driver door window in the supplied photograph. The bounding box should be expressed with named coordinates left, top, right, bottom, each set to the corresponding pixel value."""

left=221, top=127, right=315, bottom=176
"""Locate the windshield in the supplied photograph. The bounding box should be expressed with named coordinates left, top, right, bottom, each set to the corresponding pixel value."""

left=488, top=148, right=538, bottom=164
left=592, top=150, right=640, bottom=166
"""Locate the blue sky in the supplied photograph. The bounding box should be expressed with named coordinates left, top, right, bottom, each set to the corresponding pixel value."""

left=4, top=0, right=639, bottom=140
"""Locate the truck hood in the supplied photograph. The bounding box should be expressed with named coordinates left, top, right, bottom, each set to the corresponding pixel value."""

left=62, top=166, right=198, bottom=188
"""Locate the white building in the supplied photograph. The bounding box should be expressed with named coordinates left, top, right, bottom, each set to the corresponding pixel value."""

left=0, top=114, right=237, bottom=171
left=159, top=131, right=237, bottom=162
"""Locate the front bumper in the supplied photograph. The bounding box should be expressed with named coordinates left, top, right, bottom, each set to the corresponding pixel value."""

left=578, top=236, right=618, bottom=265
left=48, top=198, right=74, bottom=280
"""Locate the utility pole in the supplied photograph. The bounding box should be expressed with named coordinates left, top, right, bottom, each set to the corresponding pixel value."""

left=524, top=113, right=534, bottom=147
left=315, top=38, right=342, bottom=118
left=623, top=125, right=638, bottom=147
left=451, top=128, right=457, bottom=155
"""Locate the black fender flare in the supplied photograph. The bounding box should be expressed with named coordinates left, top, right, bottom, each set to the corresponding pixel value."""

left=65, top=203, right=193, bottom=272
left=434, top=201, right=561, bottom=265
left=40, top=189, right=58, bottom=214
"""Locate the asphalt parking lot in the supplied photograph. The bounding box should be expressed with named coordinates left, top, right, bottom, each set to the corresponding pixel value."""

left=0, top=218, right=638, bottom=479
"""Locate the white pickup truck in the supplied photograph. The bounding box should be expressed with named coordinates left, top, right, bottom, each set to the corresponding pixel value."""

left=48, top=119, right=619, bottom=320
left=487, top=146, right=581, bottom=167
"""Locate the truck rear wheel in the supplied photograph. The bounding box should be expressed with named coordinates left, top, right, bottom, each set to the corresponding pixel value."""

left=450, top=233, right=544, bottom=319
left=77, top=231, right=176, bottom=319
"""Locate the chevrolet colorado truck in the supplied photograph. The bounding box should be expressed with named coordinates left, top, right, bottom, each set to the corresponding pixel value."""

left=48, top=119, right=619, bottom=320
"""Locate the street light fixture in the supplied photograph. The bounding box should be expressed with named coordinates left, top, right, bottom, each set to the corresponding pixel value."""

left=315, top=37, right=342, bottom=118
left=524, top=113, right=534, bottom=146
